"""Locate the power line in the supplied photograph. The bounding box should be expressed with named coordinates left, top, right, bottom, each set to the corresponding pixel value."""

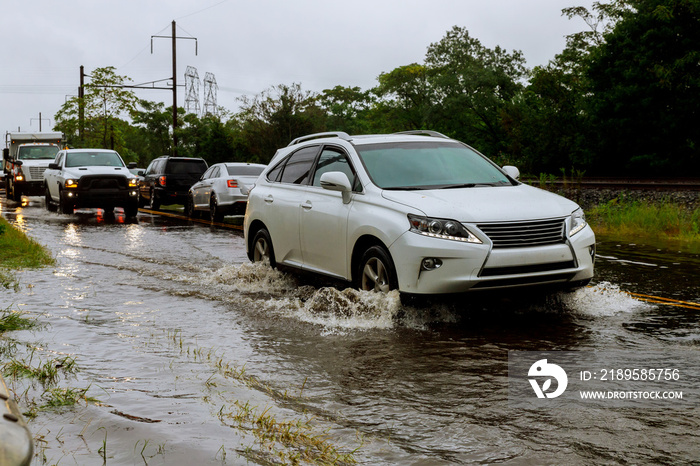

left=175, top=0, right=230, bottom=21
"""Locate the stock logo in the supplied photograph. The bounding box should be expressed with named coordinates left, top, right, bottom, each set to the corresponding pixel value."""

left=528, top=359, right=568, bottom=399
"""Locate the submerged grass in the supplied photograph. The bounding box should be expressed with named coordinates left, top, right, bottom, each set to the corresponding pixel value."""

left=588, top=198, right=700, bottom=243
left=169, top=331, right=359, bottom=464
left=0, top=216, right=55, bottom=289
left=0, top=307, right=38, bottom=333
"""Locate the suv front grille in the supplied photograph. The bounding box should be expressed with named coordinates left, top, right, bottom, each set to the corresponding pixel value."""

left=477, top=218, right=566, bottom=248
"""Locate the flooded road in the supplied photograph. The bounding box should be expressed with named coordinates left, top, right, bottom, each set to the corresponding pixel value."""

left=1, top=196, right=699, bottom=465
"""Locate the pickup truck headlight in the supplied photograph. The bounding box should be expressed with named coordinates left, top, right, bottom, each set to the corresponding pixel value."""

left=408, top=214, right=482, bottom=243
left=569, top=208, right=587, bottom=237
left=64, top=179, right=78, bottom=189
left=128, top=178, right=139, bottom=187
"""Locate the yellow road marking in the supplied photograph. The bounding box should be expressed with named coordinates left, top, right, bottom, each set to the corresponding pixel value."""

left=626, top=291, right=700, bottom=310
left=138, top=208, right=243, bottom=231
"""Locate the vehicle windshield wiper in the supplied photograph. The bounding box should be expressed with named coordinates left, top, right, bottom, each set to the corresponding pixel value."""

left=382, top=186, right=427, bottom=191
left=439, top=183, right=477, bottom=189
left=440, top=182, right=510, bottom=189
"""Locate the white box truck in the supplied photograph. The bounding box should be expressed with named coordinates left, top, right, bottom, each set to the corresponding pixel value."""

left=3, top=131, right=65, bottom=201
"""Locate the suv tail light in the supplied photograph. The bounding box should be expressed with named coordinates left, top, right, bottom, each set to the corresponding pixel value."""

left=158, top=175, right=166, bottom=187
left=227, top=179, right=238, bottom=188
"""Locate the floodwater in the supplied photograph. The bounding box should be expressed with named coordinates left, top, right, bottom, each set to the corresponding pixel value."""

left=1, top=196, right=699, bottom=465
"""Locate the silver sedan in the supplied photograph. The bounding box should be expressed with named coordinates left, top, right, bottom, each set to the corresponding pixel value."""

left=186, top=162, right=266, bottom=221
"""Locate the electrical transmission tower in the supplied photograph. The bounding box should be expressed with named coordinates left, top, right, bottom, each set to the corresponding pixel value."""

left=184, top=66, right=200, bottom=115
left=203, top=72, right=218, bottom=116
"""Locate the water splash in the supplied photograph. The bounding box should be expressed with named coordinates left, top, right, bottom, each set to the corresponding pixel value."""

left=562, top=282, right=654, bottom=316
left=173, top=263, right=653, bottom=331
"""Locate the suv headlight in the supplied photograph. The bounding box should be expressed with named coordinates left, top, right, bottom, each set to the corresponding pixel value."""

left=570, top=208, right=587, bottom=237
left=408, top=214, right=482, bottom=243
left=128, top=178, right=139, bottom=187
left=64, top=179, right=78, bottom=188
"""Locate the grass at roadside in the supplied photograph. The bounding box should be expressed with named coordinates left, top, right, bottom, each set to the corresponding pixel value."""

left=0, top=216, right=55, bottom=289
left=587, top=198, right=700, bottom=243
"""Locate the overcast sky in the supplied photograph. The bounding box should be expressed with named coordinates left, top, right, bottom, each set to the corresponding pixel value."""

left=1, top=0, right=595, bottom=136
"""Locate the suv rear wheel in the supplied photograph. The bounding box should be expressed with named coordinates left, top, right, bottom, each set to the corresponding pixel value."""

left=252, top=228, right=276, bottom=267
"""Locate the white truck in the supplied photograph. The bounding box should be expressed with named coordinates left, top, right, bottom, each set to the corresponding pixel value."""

left=44, top=148, right=140, bottom=218
left=3, top=131, right=65, bottom=201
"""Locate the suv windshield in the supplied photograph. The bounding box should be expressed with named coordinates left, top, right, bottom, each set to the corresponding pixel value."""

left=356, top=141, right=513, bottom=190
left=65, top=151, right=124, bottom=168
left=17, top=145, right=59, bottom=160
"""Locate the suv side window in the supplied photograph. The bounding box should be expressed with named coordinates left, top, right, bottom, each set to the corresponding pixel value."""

left=145, top=159, right=159, bottom=175
left=279, top=146, right=319, bottom=185
left=311, top=147, right=359, bottom=191
left=266, top=161, right=284, bottom=182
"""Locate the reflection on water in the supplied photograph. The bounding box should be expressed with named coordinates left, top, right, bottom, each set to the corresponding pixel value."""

left=63, top=222, right=81, bottom=245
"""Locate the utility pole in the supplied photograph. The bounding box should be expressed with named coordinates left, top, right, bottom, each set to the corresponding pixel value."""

left=79, top=65, right=85, bottom=142
left=171, top=21, right=178, bottom=154
left=30, top=112, right=50, bottom=131
left=151, top=21, right=197, bottom=156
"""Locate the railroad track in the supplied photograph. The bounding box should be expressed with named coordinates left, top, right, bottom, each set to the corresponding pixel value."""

left=525, top=179, right=700, bottom=191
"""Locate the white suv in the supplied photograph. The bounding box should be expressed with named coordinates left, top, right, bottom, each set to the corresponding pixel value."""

left=244, top=131, right=595, bottom=295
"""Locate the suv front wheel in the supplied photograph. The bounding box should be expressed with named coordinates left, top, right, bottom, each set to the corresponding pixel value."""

left=185, top=194, right=197, bottom=218
left=357, top=245, right=398, bottom=293
left=148, top=189, right=160, bottom=210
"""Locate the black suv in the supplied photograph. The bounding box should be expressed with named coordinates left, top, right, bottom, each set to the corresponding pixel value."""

left=139, top=156, right=208, bottom=209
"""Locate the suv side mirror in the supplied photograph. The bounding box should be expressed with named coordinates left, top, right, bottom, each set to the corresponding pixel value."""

left=320, top=171, right=352, bottom=204
left=502, top=165, right=520, bottom=180
left=127, top=162, right=137, bottom=169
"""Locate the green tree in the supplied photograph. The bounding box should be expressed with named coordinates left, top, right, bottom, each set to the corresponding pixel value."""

left=373, top=64, right=433, bottom=132
left=424, top=26, right=528, bottom=156
left=317, top=85, right=374, bottom=134
left=130, top=99, right=173, bottom=163
left=236, top=83, right=326, bottom=163
left=586, top=0, right=700, bottom=175
left=55, top=66, right=138, bottom=152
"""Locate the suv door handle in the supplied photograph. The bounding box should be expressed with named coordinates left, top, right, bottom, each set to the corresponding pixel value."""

left=301, top=201, right=312, bottom=210
left=264, top=194, right=274, bottom=204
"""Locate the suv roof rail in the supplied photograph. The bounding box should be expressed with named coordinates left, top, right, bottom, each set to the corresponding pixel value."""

left=393, top=130, right=450, bottom=139
left=288, top=132, right=352, bottom=146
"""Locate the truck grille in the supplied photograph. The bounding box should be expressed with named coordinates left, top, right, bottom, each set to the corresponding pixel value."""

left=78, top=176, right=127, bottom=190
left=477, top=218, right=566, bottom=248
left=28, top=166, right=48, bottom=181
